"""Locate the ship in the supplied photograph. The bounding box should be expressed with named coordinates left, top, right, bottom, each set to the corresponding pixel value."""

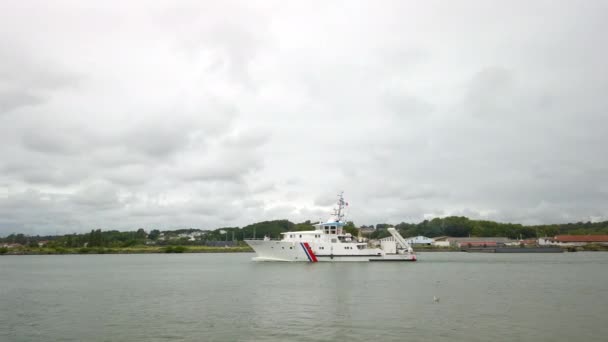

left=245, top=193, right=417, bottom=262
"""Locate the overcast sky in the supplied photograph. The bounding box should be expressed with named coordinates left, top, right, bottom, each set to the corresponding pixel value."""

left=1, top=0, right=607, bottom=235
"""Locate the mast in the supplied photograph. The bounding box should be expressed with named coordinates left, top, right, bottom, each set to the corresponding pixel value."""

left=335, top=191, right=345, bottom=221
left=318, top=192, right=348, bottom=235
left=333, top=191, right=348, bottom=223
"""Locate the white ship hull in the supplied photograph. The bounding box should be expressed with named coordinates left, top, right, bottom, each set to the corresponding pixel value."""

left=245, top=239, right=416, bottom=262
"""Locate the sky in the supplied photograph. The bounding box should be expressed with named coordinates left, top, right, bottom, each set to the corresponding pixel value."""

left=1, top=0, right=607, bottom=235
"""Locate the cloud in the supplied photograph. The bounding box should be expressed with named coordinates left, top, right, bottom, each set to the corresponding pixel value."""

left=1, top=1, right=607, bottom=235
left=0, top=43, right=80, bottom=116
left=0, top=91, right=44, bottom=114
left=70, top=181, right=121, bottom=209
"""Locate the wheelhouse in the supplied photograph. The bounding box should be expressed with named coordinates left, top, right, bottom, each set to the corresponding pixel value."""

left=315, top=221, right=345, bottom=235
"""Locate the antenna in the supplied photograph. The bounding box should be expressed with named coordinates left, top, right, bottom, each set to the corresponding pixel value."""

left=335, top=191, right=346, bottom=222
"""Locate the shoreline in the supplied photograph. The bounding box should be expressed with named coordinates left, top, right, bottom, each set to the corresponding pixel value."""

left=0, top=246, right=254, bottom=255
left=3, top=246, right=607, bottom=256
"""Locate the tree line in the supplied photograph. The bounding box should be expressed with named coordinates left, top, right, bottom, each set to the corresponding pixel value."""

left=2, top=217, right=608, bottom=248
left=370, top=217, right=608, bottom=239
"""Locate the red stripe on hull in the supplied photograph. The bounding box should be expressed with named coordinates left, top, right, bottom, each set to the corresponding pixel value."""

left=303, top=242, right=318, bottom=262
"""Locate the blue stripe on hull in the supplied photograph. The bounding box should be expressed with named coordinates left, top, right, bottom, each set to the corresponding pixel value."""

left=300, top=243, right=312, bottom=262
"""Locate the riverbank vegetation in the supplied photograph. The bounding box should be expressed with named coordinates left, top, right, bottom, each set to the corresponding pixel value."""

left=2, top=217, right=607, bottom=255
left=369, top=217, right=608, bottom=240
left=0, top=245, right=253, bottom=255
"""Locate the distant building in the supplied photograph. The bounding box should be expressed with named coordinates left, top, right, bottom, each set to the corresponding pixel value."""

left=431, top=236, right=451, bottom=247
left=433, top=237, right=512, bottom=248
left=175, top=232, right=204, bottom=241
left=405, top=236, right=434, bottom=246
left=432, top=241, right=450, bottom=247
left=458, top=241, right=498, bottom=248
left=359, top=226, right=376, bottom=235
left=538, top=235, right=608, bottom=247
left=505, top=239, right=537, bottom=247
left=375, top=224, right=393, bottom=231
left=2, top=243, right=23, bottom=249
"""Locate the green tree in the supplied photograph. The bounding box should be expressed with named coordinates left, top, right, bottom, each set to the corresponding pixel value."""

left=14, top=234, right=27, bottom=245
left=375, top=223, right=392, bottom=230
left=240, top=220, right=294, bottom=240
left=148, top=229, right=161, bottom=240
left=88, top=229, right=104, bottom=247
left=294, top=220, right=314, bottom=231
left=443, top=216, right=473, bottom=237
left=135, top=228, right=147, bottom=241
left=343, top=221, right=358, bottom=236
left=65, top=235, right=74, bottom=247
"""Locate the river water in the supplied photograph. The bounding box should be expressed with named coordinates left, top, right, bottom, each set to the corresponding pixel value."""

left=1, top=252, right=607, bottom=341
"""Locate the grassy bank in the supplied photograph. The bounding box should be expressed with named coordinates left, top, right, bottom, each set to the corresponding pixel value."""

left=0, top=245, right=253, bottom=255
left=412, top=246, right=461, bottom=252
left=568, top=244, right=608, bottom=252
left=412, top=245, right=608, bottom=252
left=3, top=244, right=606, bottom=256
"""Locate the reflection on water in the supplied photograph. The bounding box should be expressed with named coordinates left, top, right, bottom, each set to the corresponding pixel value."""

left=1, top=253, right=608, bottom=341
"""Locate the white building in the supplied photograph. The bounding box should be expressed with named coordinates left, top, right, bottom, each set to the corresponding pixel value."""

left=432, top=240, right=451, bottom=247
left=430, top=236, right=450, bottom=247
left=405, top=236, right=434, bottom=245
left=538, top=235, right=608, bottom=247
